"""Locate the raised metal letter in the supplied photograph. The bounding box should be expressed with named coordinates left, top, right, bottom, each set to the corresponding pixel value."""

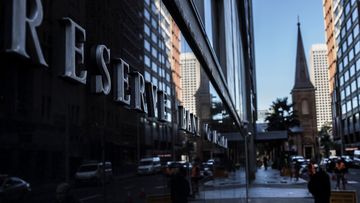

left=61, top=18, right=87, bottom=84
left=145, top=82, right=157, bottom=118
left=130, top=72, right=147, bottom=113
left=91, top=45, right=111, bottom=95
left=3, top=0, right=47, bottom=66
left=113, top=58, right=130, bottom=105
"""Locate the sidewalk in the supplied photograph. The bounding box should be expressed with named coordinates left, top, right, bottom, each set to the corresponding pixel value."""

left=190, top=167, right=313, bottom=203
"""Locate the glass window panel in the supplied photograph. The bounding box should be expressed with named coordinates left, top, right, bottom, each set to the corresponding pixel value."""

left=345, top=70, right=349, bottom=82
left=144, top=54, right=151, bottom=67
left=341, top=90, right=345, bottom=100
left=352, top=80, right=357, bottom=92
left=144, top=8, right=150, bottom=21
left=344, top=55, right=349, bottom=67
left=353, top=96, right=359, bottom=108
left=340, top=75, right=345, bottom=86
left=349, top=48, right=354, bottom=61
left=347, top=100, right=352, bottom=112
left=152, top=62, right=157, bottom=72
left=144, top=39, right=150, bottom=51
left=151, top=77, right=158, bottom=87
left=346, top=85, right=351, bottom=96
left=353, top=8, right=358, bottom=22
left=347, top=17, right=352, bottom=31
left=151, top=3, right=157, bottom=14
left=341, top=28, right=346, bottom=39
left=357, top=57, right=360, bottom=71
left=350, top=64, right=356, bottom=76
left=144, top=24, right=150, bottom=36
left=151, top=18, right=158, bottom=29
left=355, top=40, right=360, bottom=55
left=152, top=48, right=157, bottom=58
left=342, top=41, right=347, bottom=53
left=348, top=33, right=353, bottom=46
left=151, top=33, right=157, bottom=43
left=144, top=71, right=151, bottom=82
left=353, top=24, right=359, bottom=38
left=166, top=85, right=171, bottom=95
left=345, top=3, right=351, bottom=16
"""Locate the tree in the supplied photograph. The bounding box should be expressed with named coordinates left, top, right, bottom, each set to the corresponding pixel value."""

left=318, top=123, right=333, bottom=158
left=265, top=97, right=299, bottom=131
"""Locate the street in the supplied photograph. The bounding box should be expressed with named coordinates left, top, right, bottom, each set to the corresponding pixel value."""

left=27, top=173, right=171, bottom=203
left=23, top=168, right=360, bottom=202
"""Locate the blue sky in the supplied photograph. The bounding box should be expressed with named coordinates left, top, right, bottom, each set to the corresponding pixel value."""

left=253, top=0, right=325, bottom=110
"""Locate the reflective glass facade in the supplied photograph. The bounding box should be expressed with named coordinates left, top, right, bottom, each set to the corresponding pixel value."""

left=333, top=0, right=360, bottom=149
left=0, top=0, right=256, bottom=202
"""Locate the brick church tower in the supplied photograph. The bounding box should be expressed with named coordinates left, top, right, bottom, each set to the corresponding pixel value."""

left=291, top=22, right=318, bottom=159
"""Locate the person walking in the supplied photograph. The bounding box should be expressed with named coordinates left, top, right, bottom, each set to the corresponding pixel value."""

left=191, top=161, right=200, bottom=196
left=308, top=165, right=331, bottom=203
left=334, top=159, right=347, bottom=190
left=263, top=156, right=268, bottom=170
left=170, top=167, right=190, bottom=203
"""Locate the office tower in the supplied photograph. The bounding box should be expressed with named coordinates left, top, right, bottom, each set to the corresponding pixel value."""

left=323, top=0, right=338, bottom=95
left=325, top=0, right=360, bottom=152
left=180, top=53, right=201, bottom=115
left=309, top=44, right=332, bottom=130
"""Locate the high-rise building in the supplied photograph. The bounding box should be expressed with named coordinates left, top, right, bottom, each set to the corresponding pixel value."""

left=323, top=0, right=341, bottom=150
left=324, top=0, right=360, bottom=152
left=309, top=44, right=332, bottom=130
left=180, top=53, right=201, bottom=115
left=323, top=0, right=337, bottom=95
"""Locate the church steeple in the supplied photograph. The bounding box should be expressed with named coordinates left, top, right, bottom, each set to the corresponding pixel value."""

left=293, top=21, right=314, bottom=90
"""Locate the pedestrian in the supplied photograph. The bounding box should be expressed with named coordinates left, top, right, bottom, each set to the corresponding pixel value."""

left=263, top=156, right=268, bottom=170
left=170, top=167, right=190, bottom=203
left=307, top=166, right=331, bottom=203
left=55, top=182, right=80, bottom=203
left=290, top=161, right=297, bottom=181
left=191, top=161, right=200, bottom=196
left=334, top=159, right=347, bottom=190
left=308, top=162, right=316, bottom=177
left=294, top=161, right=301, bottom=181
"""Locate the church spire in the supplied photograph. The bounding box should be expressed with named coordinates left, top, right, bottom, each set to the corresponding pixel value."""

left=293, top=20, right=314, bottom=90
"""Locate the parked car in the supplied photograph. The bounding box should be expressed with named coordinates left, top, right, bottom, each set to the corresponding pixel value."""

left=354, top=150, right=360, bottom=168
left=75, top=161, right=113, bottom=185
left=0, top=175, right=31, bottom=203
left=163, top=161, right=192, bottom=176
left=200, top=163, right=213, bottom=178
left=319, top=158, right=330, bottom=170
left=341, top=155, right=353, bottom=168
left=137, top=157, right=161, bottom=175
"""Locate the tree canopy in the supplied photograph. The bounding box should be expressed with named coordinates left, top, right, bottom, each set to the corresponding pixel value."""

left=265, top=97, right=299, bottom=131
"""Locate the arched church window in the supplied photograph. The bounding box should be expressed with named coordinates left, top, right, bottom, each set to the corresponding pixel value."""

left=301, top=100, right=309, bottom=115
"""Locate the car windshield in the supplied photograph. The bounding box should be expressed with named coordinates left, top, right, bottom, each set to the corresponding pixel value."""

left=78, top=165, right=98, bottom=172
left=139, top=161, right=153, bottom=166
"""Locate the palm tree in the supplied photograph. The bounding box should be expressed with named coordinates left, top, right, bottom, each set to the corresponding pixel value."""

left=264, top=97, right=299, bottom=170
left=265, top=97, right=299, bottom=131
left=318, top=123, right=333, bottom=158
